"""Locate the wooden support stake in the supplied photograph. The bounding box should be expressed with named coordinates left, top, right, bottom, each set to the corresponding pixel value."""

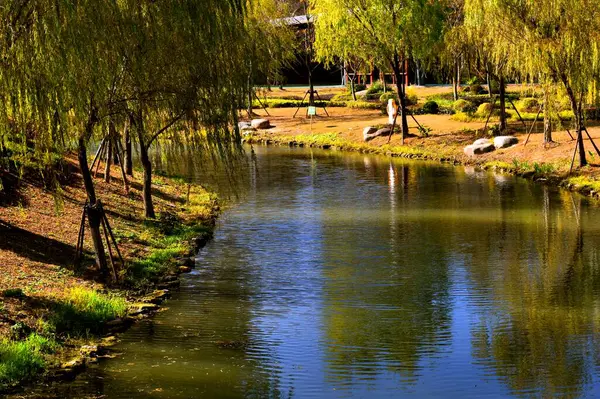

left=557, top=113, right=575, bottom=141
left=114, top=139, right=130, bottom=192
left=103, top=212, right=125, bottom=270
left=293, top=90, right=310, bottom=118
left=569, top=130, right=580, bottom=175
left=583, top=126, right=600, bottom=157
left=508, top=98, right=527, bottom=129
left=253, top=91, right=270, bottom=116
left=100, top=211, right=118, bottom=282
left=90, top=138, right=106, bottom=173
left=314, top=90, right=330, bottom=117
left=483, top=96, right=497, bottom=133
left=387, top=105, right=400, bottom=144
left=94, top=141, right=107, bottom=178
left=524, top=106, right=542, bottom=146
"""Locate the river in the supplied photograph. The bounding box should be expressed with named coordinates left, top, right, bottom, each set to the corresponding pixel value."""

left=28, top=145, right=600, bottom=398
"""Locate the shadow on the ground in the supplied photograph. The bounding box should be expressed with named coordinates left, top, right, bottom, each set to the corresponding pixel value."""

left=0, top=219, right=76, bottom=267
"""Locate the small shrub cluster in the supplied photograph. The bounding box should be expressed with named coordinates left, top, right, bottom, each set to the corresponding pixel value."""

left=453, top=99, right=475, bottom=113
left=0, top=334, right=57, bottom=389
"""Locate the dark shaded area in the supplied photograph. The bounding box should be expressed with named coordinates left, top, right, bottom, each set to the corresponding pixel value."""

left=0, top=219, right=76, bottom=267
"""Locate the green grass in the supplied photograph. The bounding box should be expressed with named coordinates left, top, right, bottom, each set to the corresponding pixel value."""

left=565, top=175, right=600, bottom=192
left=0, top=334, right=57, bottom=389
left=49, top=288, right=127, bottom=336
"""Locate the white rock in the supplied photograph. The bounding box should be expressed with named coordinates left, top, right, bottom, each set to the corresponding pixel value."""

left=493, top=136, right=518, bottom=149
left=473, top=138, right=492, bottom=146
left=251, top=118, right=271, bottom=129
left=363, top=126, right=377, bottom=141
left=365, top=128, right=392, bottom=142
left=464, top=143, right=495, bottom=156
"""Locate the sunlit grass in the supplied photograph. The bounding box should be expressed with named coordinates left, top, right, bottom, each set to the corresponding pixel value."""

left=0, top=334, right=57, bottom=389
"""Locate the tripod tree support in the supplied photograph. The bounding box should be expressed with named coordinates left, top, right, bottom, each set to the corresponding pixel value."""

left=74, top=200, right=123, bottom=283
left=524, top=106, right=543, bottom=146
left=293, top=89, right=329, bottom=118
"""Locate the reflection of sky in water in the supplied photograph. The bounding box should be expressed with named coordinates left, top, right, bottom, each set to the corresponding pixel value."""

left=23, top=146, right=600, bottom=399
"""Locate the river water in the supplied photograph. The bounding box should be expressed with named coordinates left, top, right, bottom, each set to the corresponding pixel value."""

left=30, top=146, right=600, bottom=398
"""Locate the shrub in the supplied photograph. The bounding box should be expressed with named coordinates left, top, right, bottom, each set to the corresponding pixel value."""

left=346, top=101, right=382, bottom=110
left=347, top=82, right=366, bottom=93
left=468, top=84, right=486, bottom=95
left=405, top=88, right=418, bottom=106
left=422, top=100, right=439, bottom=114
left=476, top=102, right=496, bottom=117
left=366, top=81, right=386, bottom=94
left=453, top=99, right=475, bottom=113
left=517, top=97, right=539, bottom=113
left=379, top=92, right=398, bottom=103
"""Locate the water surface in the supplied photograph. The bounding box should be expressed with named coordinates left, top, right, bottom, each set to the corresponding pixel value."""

left=29, top=146, right=600, bottom=398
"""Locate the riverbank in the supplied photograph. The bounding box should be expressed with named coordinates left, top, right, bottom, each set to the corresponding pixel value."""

left=242, top=105, right=600, bottom=199
left=0, top=155, right=219, bottom=394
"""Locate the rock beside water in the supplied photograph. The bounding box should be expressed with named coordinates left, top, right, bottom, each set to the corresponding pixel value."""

left=493, top=136, right=518, bottom=149
left=464, top=143, right=495, bottom=156
left=363, top=126, right=377, bottom=141
left=251, top=118, right=271, bottom=129
left=364, top=128, right=392, bottom=142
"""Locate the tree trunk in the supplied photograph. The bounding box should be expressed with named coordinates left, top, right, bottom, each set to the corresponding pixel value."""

left=140, top=144, right=155, bottom=219
left=104, top=138, right=112, bottom=183
left=77, top=136, right=108, bottom=274
left=350, top=77, right=357, bottom=101
left=487, top=72, right=493, bottom=98
left=124, top=124, right=133, bottom=176
left=562, top=76, right=587, bottom=167
left=391, top=54, right=409, bottom=141
left=308, top=70, right=315, bottom=106
left=543, top=88, right=552, bottom=143
left=499, top=75, right=507, bottom=132
left=452, top=60, right=459, bottom=101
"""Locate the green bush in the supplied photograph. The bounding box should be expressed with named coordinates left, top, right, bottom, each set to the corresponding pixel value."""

left=379, top=92, right=398, bottom=103
left=453, top=99, right=475, bottom=113
left=517, top=97, right=539, bottom=112
left=405, top=88, right=418, bottom=106
left=366, top=81, right=387, bottom=95
left=422, top=100, right=439, bottom=114
left=476, top=102, right=497, bottom=117
left=347, top=82, right=366, bottom=92
left=464, top=84, right=485, bottom=95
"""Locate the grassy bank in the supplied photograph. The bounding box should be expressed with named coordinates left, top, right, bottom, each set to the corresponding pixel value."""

left=244, top=131, right=600, bottom=200
left=0, top=157, right=218, bottom=393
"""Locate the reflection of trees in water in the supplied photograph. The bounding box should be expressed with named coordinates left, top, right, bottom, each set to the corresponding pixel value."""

left=467, top=190, right=600, bottom=398
left=320, top=160, right=453, bottom=389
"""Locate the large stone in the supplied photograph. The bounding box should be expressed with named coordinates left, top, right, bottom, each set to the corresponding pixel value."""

left=364, top=128, right=392, bottom=142
left=251, top=118, right=271, bottom=129
left=238, top=121, right=251, bottom=130
left=464, top=143, right=495, bottom=156
left=493, top=135, right=518, bottom=149
left=363, top=126, right=377, bottom=141
left=473, top=138, right=492, bottom=146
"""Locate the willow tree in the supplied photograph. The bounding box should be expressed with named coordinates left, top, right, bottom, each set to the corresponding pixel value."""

left=244, top=0, right=296, bottom=116
left=118, top=0, right=249, bottom=218
left=469, top=0, right=600, bottom=167
left=312, top=0, right=447, bottom=139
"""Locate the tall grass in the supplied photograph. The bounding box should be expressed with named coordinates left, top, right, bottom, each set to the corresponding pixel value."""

left=49, top=288, right=127, bottom=336
left=0, top=334, right=56, bottom=389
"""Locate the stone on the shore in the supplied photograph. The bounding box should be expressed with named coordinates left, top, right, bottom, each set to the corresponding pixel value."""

left=251, top=118, right=271, bottom=129
left=179, top=266, right=192, bottom=274
left=473, top=138, right=492, bottom=146
left=493, top=136, right=518, bottom=149
left=129, top=303, right=160, bottom=317
left=364, top=128, right=391, bottom=142
left=238, top=121, right=251, bottom=130
left=464, top=143, right=495, bottom=156
left=362, top=126, right=377, bottom=141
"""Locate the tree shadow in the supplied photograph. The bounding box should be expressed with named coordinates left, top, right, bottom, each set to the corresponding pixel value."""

left=0, top=219, right=76, bottom=267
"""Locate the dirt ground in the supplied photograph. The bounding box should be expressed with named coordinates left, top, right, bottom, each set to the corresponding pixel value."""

left=247, top=94, right=600, bottom=175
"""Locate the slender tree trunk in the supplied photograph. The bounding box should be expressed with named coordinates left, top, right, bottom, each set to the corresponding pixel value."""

left=308, top=69, right=315, bottom=106
left=391, top=54, right=409, bottom=140
left=562, top=76, right=587, bottom=167
left=543, top=88, right=552, bottom=143
left=499, top=75, right=507, bottom=132
left=104, top=137, right=112, bottom=183
left=452, top=60, right=459, bottom=101
left=124, top=123, right=133, bottom=176
left=350, top=77, right=357, bottom=101
left=487, top=72, right=493, bottom=98
left=77, top=135, right=108, bottom=275
left=132, top=110, right=156, bottom=218
left=140, top=144, right=155, bottom=219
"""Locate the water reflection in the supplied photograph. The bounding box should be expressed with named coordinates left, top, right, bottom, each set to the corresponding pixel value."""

left=19, top=146, right=600, bottom=398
